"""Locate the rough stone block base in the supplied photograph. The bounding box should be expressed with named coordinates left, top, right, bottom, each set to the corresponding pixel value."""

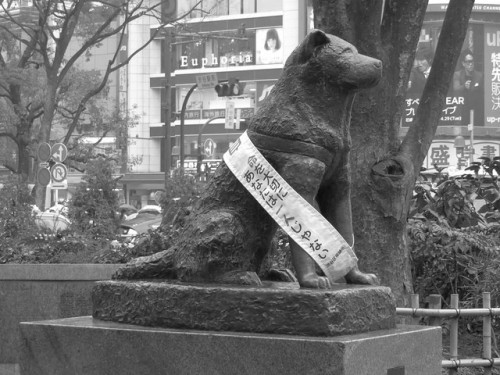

left=20, top=316, right=442, bottom=375
left=92, top=280, right=396, bottom=336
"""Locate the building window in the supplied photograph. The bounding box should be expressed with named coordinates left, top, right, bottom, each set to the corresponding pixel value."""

left=176, top=81, right=257, bottom=119
left=178, top=0, right=280, bottom=18
left=175, top=27, right=285, bottom=70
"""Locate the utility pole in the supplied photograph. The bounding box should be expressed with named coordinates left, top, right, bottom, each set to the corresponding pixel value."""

left=469, top=109, right=474, bottom=164
left=163, top=30, right=172, bottom=189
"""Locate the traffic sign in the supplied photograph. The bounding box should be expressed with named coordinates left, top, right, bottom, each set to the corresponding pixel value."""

left=204, top=139, right=217, bottom=157
left=51, top=143, right=68, bottom=163
left=37, top=142, right=51, bottom=162
left=50, top=163, right=68, bottom=183
left=37, top=168, right=51, bottom=186
left=196, top=73, right=218, bottom=89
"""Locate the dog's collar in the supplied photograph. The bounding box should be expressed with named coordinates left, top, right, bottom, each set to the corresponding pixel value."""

left=246, top=130, right=333, bottom=166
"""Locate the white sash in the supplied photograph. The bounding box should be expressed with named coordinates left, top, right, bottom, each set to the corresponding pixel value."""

left=223, top=131, right=357, bottom=282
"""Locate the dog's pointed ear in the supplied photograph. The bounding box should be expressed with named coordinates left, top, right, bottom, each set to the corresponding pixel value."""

left=296, top=29, right=330, bottom=63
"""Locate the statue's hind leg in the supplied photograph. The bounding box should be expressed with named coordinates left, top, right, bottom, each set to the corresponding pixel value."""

left=113, top=208, right=273, bottom=284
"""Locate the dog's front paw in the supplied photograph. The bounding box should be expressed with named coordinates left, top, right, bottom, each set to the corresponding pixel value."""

left=345, top=268, right=380, bottom=286
left=298, top=274, right=331, bottom=289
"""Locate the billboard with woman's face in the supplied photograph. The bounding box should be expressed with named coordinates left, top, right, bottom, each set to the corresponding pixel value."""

left=255, top=28, right=284, bottom=65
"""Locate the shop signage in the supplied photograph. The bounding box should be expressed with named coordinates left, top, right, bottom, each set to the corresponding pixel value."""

left=225, top=101, right=235, bottom=129
left=176, top=159, right=222, bottom=174
left=201, top=108, right=254, bottom=120
left=485, top=26, right=500, bottom=125
left=184, top=110, right=202, bottom=120
left=180, top=53, right=253, bottom=69
left=423, top=140, right=500, bottom=173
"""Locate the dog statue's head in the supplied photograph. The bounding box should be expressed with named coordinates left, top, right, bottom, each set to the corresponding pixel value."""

left=285, top=29, right=382, bottom=91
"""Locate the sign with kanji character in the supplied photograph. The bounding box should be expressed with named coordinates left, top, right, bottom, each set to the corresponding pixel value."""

left=225, top=100, right=235, bottom=129
left=429, top=144, right=451, bottom=167
left=196, top=73, right=218, bottom=89
left=423, top=140, right=500, bottom=173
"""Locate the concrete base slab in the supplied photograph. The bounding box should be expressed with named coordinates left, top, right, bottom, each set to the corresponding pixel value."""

left=20, top=316, right=442, bottom=375
left=92, top=280, right=396, bottom=336
left=0, top=364, right=20, bottom=375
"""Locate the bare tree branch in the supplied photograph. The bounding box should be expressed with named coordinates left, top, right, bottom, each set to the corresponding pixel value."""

left=400, top=0, right=475, bottom=173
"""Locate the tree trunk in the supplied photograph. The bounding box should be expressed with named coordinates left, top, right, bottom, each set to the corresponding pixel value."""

left=313, top=0, right=474, bottom=305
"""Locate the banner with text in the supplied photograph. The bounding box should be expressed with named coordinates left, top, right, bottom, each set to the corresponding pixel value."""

left=223, top=131, right=357, bottom=282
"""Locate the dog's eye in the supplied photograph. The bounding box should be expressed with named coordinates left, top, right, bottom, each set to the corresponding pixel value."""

left=341, top=47, right=354, bottom=55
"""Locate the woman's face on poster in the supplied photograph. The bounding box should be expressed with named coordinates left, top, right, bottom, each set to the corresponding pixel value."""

left=266, top=37, right=277, bottom=51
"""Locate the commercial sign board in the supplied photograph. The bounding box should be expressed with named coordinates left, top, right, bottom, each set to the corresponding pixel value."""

left=404, top=21, right=500, bottom=128
left=176, top=159, right=222, bottom=174
left=423, top=140, right=500, bottom=172
left=201, top=108, right=254, bottom=120
left=177, top=28, right=284, bottom=70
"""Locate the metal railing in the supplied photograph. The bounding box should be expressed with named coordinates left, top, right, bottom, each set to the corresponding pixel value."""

left=397, top=292, right=500, bottom=374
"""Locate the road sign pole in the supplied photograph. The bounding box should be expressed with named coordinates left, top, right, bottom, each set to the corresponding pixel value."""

left=180, top=83, right=198, bottom=175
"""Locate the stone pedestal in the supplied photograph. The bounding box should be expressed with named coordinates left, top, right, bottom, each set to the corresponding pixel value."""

left=19, top=316, right=442, bottom=375
left=92, top=280, right=396, bottom=336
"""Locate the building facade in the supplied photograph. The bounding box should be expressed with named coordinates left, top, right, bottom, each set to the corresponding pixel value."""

left=122, top=0, right=313, bottom=207
left=122, top=1, right=500, bottom=207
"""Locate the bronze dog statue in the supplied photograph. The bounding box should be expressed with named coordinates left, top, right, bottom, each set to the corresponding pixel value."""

left=114, top=30, right=381, bottom=289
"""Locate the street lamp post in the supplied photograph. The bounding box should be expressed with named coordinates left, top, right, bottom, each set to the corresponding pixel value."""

left=162, top=30, right=173, bottom=189
left=179, top=83, right=198, bottom=175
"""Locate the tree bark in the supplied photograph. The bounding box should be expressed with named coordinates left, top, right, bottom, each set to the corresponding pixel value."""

left=313, top=0, right=474, bottom=304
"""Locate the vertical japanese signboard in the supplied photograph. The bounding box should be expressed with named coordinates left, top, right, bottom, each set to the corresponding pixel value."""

left=485, top=26, right=500, bottom=126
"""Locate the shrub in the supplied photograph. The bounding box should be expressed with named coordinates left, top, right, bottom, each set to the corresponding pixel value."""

left=0, top=175, right=40, bottom=262
left=67, top=158, right=121, bottom=240
left=409, top=220, right=500, bottom=307
left=409, top=170, right=500, bottom=308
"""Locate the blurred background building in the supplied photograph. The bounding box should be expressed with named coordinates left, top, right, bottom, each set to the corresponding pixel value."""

left=120, top=0, right=314, bottom=207
left=3, top=1, right=500, bottom=208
